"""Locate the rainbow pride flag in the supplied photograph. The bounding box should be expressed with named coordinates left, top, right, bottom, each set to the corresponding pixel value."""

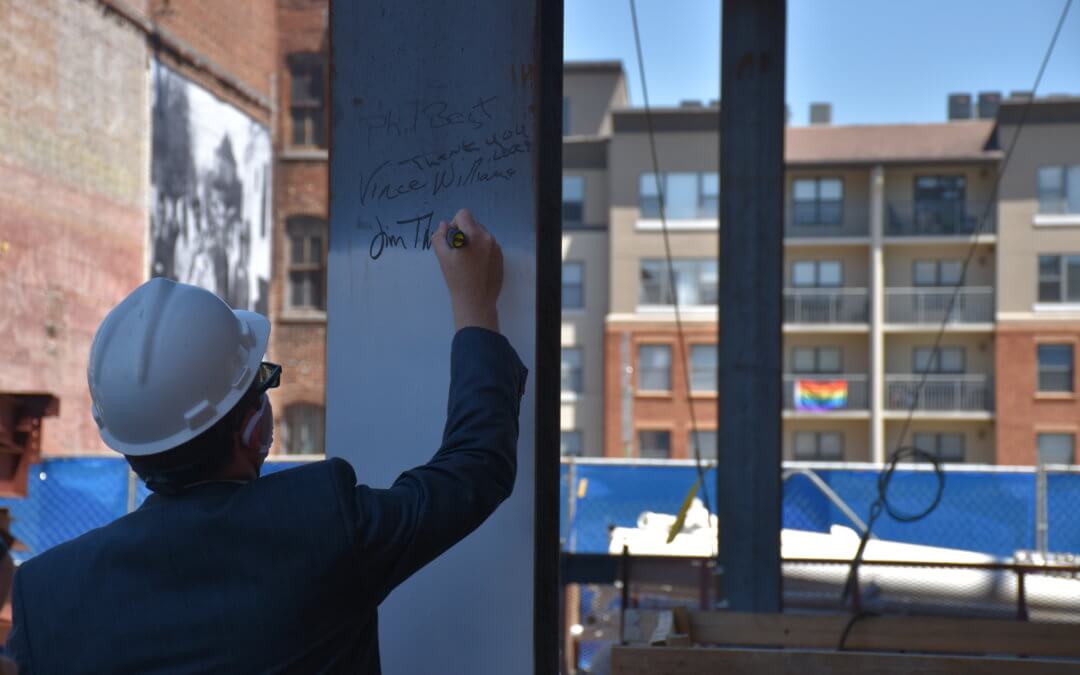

left=795, top=380, right=848, bottom=411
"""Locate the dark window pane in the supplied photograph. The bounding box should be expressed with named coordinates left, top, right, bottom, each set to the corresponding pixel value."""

left=283, top=404, right=325, bottom=455
left=638, top=430, right=671, bottom=459
left=309, top=236, right=323, bottom=264
left=938, top=434, right=965, bottom=462
left=560, top=431, right=583, bottom=457
left=290, top=235, right=306, bottom=264
left=638, top=345, right=672, bottom=391
left=1040, top=281, right=1062, bottom=302
left=689, top=344, right=717, bottom=392
left=1067, top=256, right=1080, bottom=301
left=819, top=432, right=844, bottom=460
left=792, top=348, right=816, bottom=374
left=691, top=430, right=717, bottom=460
left=818, top=347, right=842, bottom=373
left=561, top=348, right=583, bottom=393
left=1038, top=344, right=1074, bottom=392
left=1038, top=433, right=1074, bottom=465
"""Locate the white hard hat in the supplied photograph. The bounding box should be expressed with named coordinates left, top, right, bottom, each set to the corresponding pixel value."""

left=87, top=277, right=270, bottom=457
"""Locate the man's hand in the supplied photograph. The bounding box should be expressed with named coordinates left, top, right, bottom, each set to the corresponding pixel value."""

left=434, top=208, right=503, bottom=333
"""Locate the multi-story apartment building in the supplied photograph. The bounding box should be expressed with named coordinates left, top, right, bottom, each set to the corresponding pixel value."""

left=996, top=98, right=1080, bottom=465
left=562, top=61, right=1080, bottom=465
left=560, top=62, right=627, bottom=458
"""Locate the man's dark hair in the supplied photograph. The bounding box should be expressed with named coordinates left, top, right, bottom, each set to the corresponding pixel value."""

left=128, top=380, right=262, bottom=495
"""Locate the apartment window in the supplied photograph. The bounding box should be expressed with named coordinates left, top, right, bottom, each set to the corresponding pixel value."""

left=638, top=344, right=672, bottom=392
left=561, top=348, right=583, bottom=394
left=639, top=172, right=719, bottom=219
left=287, top=217, right=327, bottom=311
left=563, top=176, right=585, bottom=226
left=792, top=178, right=843, bottom=226
left=914, top=175, right=966, bottom=229
left=1038, top=433, right=1075, bottom=465
left=792, top=347, right=842, bottom=374
left=1038, top=165, right=1080, bottom=215
left=792, top=260, right=842, bottom=288
left=914, top=432, right=965, bottom=463
left=793, top=431, right=843, bottom=460
left=563, top=96, right=570, bottom=136
left=638, top=430, right=671, bottom=459
left=913, top=260, right=963, bottom=287
left=913, top=347, right=965, bottom=374
left=562, top=262, right=584, bottom=309
left=1038, top=255, right=1080, bottom=303
left=282, top=403, right=324, bottom=455
left=1038, top=344, right=1074, bottom=393
left=561, top=431, right=583, bottom=457
left=639, top=259, right=718, bottom=307
left=690, top=430, right=718, bottom=460
left=288, top=55, right=325, bottom=148
left=689, top=344, right=717, bottom=392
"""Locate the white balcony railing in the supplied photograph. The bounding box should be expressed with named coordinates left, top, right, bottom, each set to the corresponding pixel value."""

left=885, top=374, right=993, bottom=412
left=784, top=288, right=869, bottom=325
left=886, top=287, right=994, bottom=324
left=783, top=374, right=869, bottom=411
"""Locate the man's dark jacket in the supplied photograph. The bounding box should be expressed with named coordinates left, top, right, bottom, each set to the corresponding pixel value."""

left=8, top=328, right=527, bottom=674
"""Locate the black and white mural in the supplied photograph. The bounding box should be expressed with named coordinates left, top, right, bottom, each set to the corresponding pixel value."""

left=150, top=60, right=272, bottom=314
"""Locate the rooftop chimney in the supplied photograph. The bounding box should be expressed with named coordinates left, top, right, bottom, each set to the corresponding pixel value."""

left=948, top=93, right=972, bottom=120
left=1010, top=90, right=1034, bottom=101
left=679, top=99, right=703, bottom=109
left=977, top=91, right=1002, bottom=119
left=809, top=102, right=831, bottom=125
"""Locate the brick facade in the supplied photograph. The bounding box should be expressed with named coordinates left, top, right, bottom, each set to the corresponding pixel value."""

left=0, top=0, right=292, bottom=455
left=0, top=0, right=149, bottom=455
left=996, top=323, right=1080, bottom=465
left=604, top=322, right=717, bottom=458
left=268, top=0, right=329, bottom=455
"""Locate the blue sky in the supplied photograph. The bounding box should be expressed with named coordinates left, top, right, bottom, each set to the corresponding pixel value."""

left=565, top=0, right=1080, bottom=125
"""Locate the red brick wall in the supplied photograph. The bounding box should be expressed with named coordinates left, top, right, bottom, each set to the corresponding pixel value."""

left=0, top=0, right=149, bottom=455
left=147, top=0, right=277, bottom=107
left=266, top=0, right=329, bottom=455
left=604, top=322, right=717, bottom=458
left=0, top=0, right=282, bottom=455
left=996, top=323, right=1080, bottom=465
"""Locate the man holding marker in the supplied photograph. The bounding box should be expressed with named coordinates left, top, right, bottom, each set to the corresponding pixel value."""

left=8, top=208, right=525, bottom=674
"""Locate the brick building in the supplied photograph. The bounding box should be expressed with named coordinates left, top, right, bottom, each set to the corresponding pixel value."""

left=0, top=0, right=330, bottom=457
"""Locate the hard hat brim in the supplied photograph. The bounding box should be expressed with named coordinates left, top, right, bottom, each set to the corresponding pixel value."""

left=101, top=310, right=271, bottom=457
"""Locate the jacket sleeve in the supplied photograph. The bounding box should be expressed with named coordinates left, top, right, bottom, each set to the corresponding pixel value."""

left=7, top=570, right=33, bottom=674
left=348, top=327, right=527, bottom=602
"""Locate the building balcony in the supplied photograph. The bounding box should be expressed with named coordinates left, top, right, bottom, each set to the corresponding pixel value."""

left=886, top=200, right=996, bottom=237
left=885, top=287, right=994, bottom=325
left=784, top=288, right=869, bottom=325
left=783, top=374, right=869, bottom=412
left=785, top=207, right=869, bottom=240
left=884, top=374, right=993, bottom=413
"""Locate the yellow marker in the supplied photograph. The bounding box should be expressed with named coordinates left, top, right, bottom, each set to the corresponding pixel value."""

left=447, top=227, right=467, bottom=249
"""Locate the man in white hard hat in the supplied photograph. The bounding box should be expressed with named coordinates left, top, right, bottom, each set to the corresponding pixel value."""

left=7, top=209, right=525, bottom=674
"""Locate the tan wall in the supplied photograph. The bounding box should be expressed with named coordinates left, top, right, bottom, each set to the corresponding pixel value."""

left=783, top=334, right=870, bottom=373
left=997, top=123, right=1080, bottom=314
left=562, top=229, right=609, bottom=456
left=884, top=244, right=996, bottom=287
left=608, top=131, right=720, bottom=313
left=785, top=167, right=872, bottom=237
left=563, top=70, right=627, bottom=137
left=784, top=245, right=870, bottom=287
left=884, top=333, right=994, bottom=374
left=783, top=419, right=871, bottom=462
left=564, top=168, right=610, bottom=227
left=885, top=420, right=995, bottom=464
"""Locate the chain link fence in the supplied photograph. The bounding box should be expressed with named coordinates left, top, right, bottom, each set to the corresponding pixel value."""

left=1, top=457, right=314, bottom=565
left=561, top=458, right=1080, bottom=673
